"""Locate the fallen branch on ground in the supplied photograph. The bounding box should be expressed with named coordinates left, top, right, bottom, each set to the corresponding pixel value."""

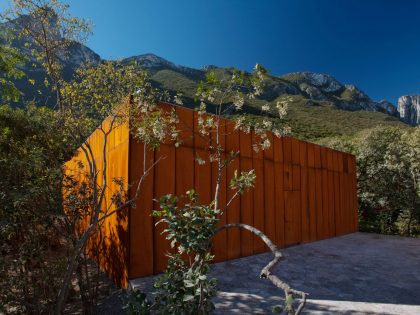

left=215, top=223, right=307, bottom=315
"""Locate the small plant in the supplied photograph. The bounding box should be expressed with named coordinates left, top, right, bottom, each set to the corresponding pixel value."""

left=152, top=191, right=219, bottom=314
left=122, top=290, right=151, bottom=315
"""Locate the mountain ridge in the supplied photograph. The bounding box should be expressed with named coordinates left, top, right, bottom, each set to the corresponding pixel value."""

left=1, top=14, right=415, bottom=139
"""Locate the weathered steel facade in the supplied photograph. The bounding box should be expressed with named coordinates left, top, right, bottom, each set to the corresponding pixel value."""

left=64, top=103, right=358, bottom=288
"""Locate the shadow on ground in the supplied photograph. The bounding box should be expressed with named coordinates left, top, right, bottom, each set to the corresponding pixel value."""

left=210, top=232, right=420, bottom=314
left=103, top=232, right=420, bottom=314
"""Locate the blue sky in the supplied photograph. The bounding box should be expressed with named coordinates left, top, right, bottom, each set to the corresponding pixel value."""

left=2, top=0, right=420, bottom=104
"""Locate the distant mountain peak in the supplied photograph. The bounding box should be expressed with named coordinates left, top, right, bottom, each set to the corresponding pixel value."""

left=124, top=53, right=178, bottom=70
left=1, top=15, right=414, bottom=127
left=283, top=71, right=343, bottom=93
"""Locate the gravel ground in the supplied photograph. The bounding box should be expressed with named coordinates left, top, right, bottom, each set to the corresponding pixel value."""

left=99, top=232, right=420, bottom=314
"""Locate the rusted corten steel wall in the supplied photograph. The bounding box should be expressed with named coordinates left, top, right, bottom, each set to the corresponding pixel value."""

left=64, top=115, right=130, bottom=288
left=64, top=103, right=358, bottom=288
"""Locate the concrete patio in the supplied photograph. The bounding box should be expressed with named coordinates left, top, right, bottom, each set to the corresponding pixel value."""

left=125, top=232, right=420, bottom=314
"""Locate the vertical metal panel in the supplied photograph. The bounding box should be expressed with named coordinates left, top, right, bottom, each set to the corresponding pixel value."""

left=299, top=142, right=310, bottom=243
left=314, top=145, right=321, bottom=169
left=327, top=169, right=336, bottom=236
left=307, top=143, right=315, bottom=168
left=239, top=130, right=253, bottom=256
left=194, top=149, right=212, bottom=205
left=176, top=146, right=194, bottom=197
left=307, top=168, right=318, bottom=241
left=315, top=168, right=324, bottom=239
left=252, top=136, right=265, bottom=254
left=321, top=168, right=330, bottom=238
left=333, top=171, right=342, bottom=235
left=226, top=122, right=241, bottom=260
left=273, top=136, right=283, bottom=163
left=339, top=169, right=345, bottom=235
left=291, top=138, right=300, bottom=165
left=300, top=165, right=310, bottom=243
left=285, top=191, right=301, bottom=245
left=283, top=163, right=293, bottom=191
left=176, top=106, right=194, bottom=147
left=264, top=159, right=276, bottom=246
left=153, top=144, right=176, bottom=273
left=129, top=141, right=154, bottom=278
left=283, top=137, right=292, bottom=164
left=274, top=161, right=285, bottom=248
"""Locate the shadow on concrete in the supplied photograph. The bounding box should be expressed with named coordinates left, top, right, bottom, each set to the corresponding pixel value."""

left=209, top=232, right=420, bottom=314
left=123, top=233, right=420, bottom=314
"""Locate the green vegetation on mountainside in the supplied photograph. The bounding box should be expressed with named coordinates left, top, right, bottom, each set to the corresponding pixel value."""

left=149, top=69, right=410, bottom=141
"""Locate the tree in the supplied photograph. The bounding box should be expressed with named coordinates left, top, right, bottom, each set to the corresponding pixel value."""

left=4, top=0, right=91, bottom=110
left=356, top=126, right=420, bottom=236
left=319, top=125, right=420, bottom=237
left=0, top=104, right=74, bottom=313
left=0, top=28, right=25, bottom=103
left=56, top=61, right=181, bottom=314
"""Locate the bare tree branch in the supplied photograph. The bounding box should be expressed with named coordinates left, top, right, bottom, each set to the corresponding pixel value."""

left=215, top=223, right=307, bottom=315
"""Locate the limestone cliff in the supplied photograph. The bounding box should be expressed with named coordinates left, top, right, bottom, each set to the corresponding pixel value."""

left=398, top=96, right=420, bottom=126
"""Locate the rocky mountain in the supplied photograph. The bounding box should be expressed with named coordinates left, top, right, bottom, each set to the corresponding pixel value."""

left=124, top=57, right=401, bottom=114
left=398, top=95, right=420, bottom=126
left=1, top=15, right=415, bottom=139
left=279, top=72, right=397, bottom=114
left=0, top=14, right=101, bottom=107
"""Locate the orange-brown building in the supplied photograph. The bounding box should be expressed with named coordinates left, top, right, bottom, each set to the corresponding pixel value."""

left=64, top=102, right=358, bottom=288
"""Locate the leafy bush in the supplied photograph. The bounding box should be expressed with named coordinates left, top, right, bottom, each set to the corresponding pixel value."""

left=152, top=192, right=219, bottom=314
left=319, top=126, right=420, bottom=237
left=0, top=104, right=75, bottom=313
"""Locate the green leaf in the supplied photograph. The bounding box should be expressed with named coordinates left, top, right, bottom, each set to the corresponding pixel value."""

left=198, top=275, right=207, bottom=281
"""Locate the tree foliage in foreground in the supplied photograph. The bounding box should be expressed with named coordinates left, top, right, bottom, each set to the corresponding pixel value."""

left=4, top=0, right=91, bottom=109
left=0, top=29, right=25, bottom=103
left=319, top=126, right=420, bottom=237
left=0, top=104, right=74, bottom=313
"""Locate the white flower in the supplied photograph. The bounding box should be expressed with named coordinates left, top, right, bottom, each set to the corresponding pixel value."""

left=273, top=129, right=282, bottom=138
left=195, top=155, right=205, bottom=165
left=276, top=100, right=288, bottom=118
left=206, top=117, right=214, bottom=127
left=171, top=130, right=179, bottom=140
left=234, top=116, right=245, bottom=130
left=137, top=126, right=146, bottom=137
left=242, top=125, right=251, bottom=134
left=261, top=104, right=270, bottom=112
left=261, top=138, right=271, bottom=149
left=233, top=94, right=244, bottom=110
left=152, top=120, right=166, bottom=141
left=253, top=85, right=262, bottom=96
left=282, top=126, right=291, bottom=135
left=199, top=101, right=206, bottom=111
left=262, top=119, right=272, bottom=129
